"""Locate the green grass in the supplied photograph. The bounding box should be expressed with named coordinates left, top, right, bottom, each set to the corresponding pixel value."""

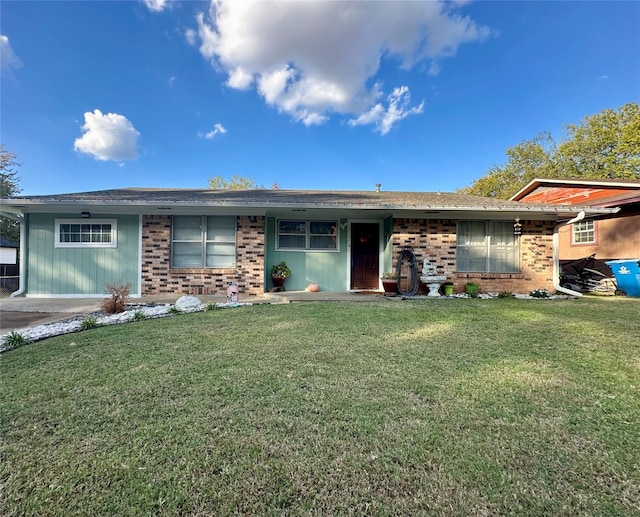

left=1, top=297, right=639, bottom=515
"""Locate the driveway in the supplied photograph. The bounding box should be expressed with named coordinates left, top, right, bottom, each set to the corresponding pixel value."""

left=0, top=297, right=104, bottom=333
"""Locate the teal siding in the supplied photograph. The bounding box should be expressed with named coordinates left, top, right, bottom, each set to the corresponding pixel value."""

left=382, top=216, right=394, bottom=274
left=265, top=217, right=349, bottom=291
left=26, top=214, right=140, bottom=295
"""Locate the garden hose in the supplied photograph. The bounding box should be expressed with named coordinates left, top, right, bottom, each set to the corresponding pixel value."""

left=396, top=247, right=419, bottom=296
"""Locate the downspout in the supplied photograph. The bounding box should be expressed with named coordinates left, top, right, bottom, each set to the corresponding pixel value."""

left=10, top=214, right=26, bottom=297
left=553, top=211, right=585, bottom=297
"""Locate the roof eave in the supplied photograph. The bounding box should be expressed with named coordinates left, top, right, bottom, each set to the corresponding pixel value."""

left=1, top=198, right=619, bottom=218
left=511, top=177, right=640, bottom=201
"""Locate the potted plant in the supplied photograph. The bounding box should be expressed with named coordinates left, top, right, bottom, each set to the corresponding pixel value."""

left=465, top=282, right=480, bottom=296
left=271, top=261, right=291, bottom=289
left=442, top=282, right=454, bottom=296
left=381, top=272, right=398, bottom=295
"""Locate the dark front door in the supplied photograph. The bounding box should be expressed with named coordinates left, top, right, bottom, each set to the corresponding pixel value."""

left=351, top=223, right=380, bottom=289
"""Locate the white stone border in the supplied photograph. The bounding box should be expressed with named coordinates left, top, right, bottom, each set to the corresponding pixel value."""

left=0, top=297, right=253, bottom=353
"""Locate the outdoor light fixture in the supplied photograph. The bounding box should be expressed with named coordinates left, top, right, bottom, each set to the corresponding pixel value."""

left=513, top=217, right=522, bottom=236
left=81, top=211, right=91, bottom=218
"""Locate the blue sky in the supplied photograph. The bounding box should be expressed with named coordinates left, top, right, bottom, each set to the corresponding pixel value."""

left=2, top=0, right=638, bottom=196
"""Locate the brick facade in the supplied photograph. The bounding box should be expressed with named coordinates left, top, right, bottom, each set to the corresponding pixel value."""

left=140, top=214, right=555, bottom=296
left=141, top=215, right=265, bottom=296
left=393, top=218, right=555, bottom=294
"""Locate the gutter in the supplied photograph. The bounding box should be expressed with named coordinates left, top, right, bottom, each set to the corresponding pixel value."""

left=10, top=214, right=26, bottom=298
left=1, top=198, right=619, bottom=214
left=552, top=211, right=585, bottom=297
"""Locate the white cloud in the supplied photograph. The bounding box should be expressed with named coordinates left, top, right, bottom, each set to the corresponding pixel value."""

left=227, top=67, right=254, bottom=90
left=74, top=109, right=140, bottom=161
left=349, top=86, right=424, bottom=135
left=1, top=34, right=23, bottom=76
left=191, top=0, right=491, bottom=133
left=142, top=0, right=170, bottom=12
left=200, top=123, right=227, bottom=139
left=427, top=60, right=441, bottom=77
left=185, top=28, right=198, bottom=46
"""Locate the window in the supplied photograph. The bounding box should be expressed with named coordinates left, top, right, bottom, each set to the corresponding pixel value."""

left=277, top=220, right=337, bottom=250
left=457, top=221, right=519, bottom=273
left=572, top=220, right=595, bottom=244
left=55, top=219, right=117, bottom=248
left=171, top=216, right=236, bottom=268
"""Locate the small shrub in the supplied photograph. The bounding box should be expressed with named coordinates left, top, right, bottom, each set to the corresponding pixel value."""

left=204, top=302, right=219, bottom=311
left=168, top=306, right=181, bottom=315
left=498, top=291, right=515, bottom=299
left=132, top=310, right=147, bottom=322
left=80, top=315, right=99, bottom=330
left=529, top=288, right=551, bottom=299
left=3, top=331, right=31, bottom=350
left=465, top=283, right=480, bottom=297
left=101, top=281, right=131, bottom=314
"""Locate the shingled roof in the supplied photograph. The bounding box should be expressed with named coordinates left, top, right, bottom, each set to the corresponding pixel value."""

left=1, top=187, right=617, bottom=218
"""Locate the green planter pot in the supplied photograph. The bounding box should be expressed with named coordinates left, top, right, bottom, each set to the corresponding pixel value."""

left=443, top=284, right=454, bottom=296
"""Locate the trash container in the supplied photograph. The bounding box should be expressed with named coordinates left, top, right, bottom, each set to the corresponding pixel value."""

left=606, top=259, right=640, bottom=297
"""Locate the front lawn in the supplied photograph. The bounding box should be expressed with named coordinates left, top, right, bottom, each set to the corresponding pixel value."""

left=1, top=297, right=639, bottom=515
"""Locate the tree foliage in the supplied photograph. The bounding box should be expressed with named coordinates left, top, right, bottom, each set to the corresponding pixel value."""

left=460, top=103, right=640, bottom=199
left=461, top=133, right=557, bottom=199
left=0, top=146, right=22, bottom=243
left=1, top=146, right=21, bottom=198
left=557, top=103, right=640, bottom=180
left=208, top=175, right=261, bottom=190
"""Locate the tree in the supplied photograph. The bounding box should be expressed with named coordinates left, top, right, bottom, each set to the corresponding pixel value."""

left=556, top=103, right=640, bottom=179
left=0, top=146, right=22, bottom=243
left=461, top=103, right=640, bottom=199
left=460, top=132, right=558, bottom=199
left=208, top=175, right=261, bottom=190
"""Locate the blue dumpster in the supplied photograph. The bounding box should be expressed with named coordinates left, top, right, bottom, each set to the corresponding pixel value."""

left=606, top=259, right=640, bottom=297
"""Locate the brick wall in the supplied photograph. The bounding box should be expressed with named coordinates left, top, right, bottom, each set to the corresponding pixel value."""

left=141, top=215, right=265, bottom=296
left=393, top=218, right=555, bottom=294
left=140, top=214, right=554, bottom=296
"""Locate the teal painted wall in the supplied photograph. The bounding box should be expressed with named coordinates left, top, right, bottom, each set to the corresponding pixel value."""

left=265, top=217, right=349, bottom=291
left=382, top=216, right=394, bottom=274
left=26, top=214, right=140, bottom=295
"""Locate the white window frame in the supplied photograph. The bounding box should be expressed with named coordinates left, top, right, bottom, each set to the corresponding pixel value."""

left=55, top=219, right=117, bottom=248
left=572, top=219, right=595, bottom=245
left=276, top=219, right=339, bottom=251
left=457, top=220, right=520, bottom=273
left=171, top=215, right=237, bottom=269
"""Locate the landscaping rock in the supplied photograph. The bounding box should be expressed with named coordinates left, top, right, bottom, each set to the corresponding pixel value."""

left=175, top=295, right=203, bottom=311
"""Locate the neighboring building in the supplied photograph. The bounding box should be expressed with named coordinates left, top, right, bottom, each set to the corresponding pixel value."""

left=511, top=178, right=640, bottom=271
left=0, top=237, right=19, bottom=275
left=0, top=237, right=19, bottom=294
left=0, top=188, right=616, bottom=297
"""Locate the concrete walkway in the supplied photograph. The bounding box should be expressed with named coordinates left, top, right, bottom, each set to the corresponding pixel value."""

left=0, top=291, right=388, bottom=332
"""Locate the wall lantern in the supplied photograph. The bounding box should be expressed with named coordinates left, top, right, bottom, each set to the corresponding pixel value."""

left=513, top=217, right=522, bottom=236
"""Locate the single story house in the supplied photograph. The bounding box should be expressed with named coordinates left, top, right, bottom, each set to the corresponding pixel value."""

left=510, top=178, right=640, bottom=272
left=0, top=187, right=617, bottom=298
